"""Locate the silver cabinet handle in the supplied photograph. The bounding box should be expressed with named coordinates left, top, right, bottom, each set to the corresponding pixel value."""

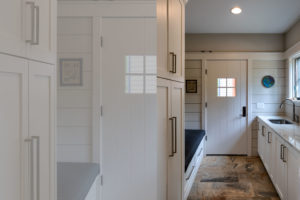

left=26, top=2, right=35, bottom=44
left=262, top=126, right=265, bottom=136
left=197, top=147, right=203, bottom=157
left=169, top=52, right=176, bottom=73
left=185, top=166, right=195, bottom=181
left=267, top=132, right=271, bottom=143
left=25, top=136, right=40, bottom=200
left=33, top=5, right=39, bottom=45
left=26, top=2, right=39, bottom=45
left=280, top=144, right=284, bottom=160
left=282, top=146, right=287, bottom=163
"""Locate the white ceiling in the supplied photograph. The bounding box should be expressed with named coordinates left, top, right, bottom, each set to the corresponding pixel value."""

left=186, top=0, right=300, bottom=34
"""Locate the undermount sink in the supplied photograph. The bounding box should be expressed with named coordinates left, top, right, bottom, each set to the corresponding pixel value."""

left=269, top=119, right=293, bottom=124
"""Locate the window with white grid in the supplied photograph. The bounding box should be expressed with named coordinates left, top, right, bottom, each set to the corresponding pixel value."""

left=217, top=78, right=236, bottom=97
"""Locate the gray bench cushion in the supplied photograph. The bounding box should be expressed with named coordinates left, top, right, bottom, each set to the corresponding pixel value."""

left=57, top=162, right=100, bottom=200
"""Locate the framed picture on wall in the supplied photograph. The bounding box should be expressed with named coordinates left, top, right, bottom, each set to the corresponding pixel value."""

left=186, top=80, right=197, bottom=93
left=60, top=58, right=83, bottom=86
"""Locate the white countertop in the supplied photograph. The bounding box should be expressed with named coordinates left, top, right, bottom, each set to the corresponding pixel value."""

left=257, top=115, right=300, bottom=153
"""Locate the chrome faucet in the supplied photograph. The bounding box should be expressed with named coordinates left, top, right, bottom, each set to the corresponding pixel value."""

left=279, top=98, right=299, bottom=122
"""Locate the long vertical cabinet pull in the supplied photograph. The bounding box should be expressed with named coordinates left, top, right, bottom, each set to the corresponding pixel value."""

left=169, top=117, right=177, bottom=156
left=26, top=2, right=39, bottom=45
left=267, top=132, right=271, bottom=143
left=282, top=146, right=287, bottom=163
left=280, top=144, right=284, bottom=160
left=169, top=52, right=176, bottom=73
left=33, top=5, right=40, bottom=45
left=169, top=117, right=175, bottom=157
left=26, top=2, right=35, bottom=44
left=173, top=117, right=177, bottom=154
left=25, top=136, right=40, bottom=200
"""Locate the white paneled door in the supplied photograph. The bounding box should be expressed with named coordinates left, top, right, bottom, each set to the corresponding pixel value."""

left=102, top=17, right=157, bottom=200
left=206, top=60, right=247, bottom=155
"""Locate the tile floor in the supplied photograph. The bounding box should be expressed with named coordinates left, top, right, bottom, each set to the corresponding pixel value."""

left=187, top=156, right=279, bottom=200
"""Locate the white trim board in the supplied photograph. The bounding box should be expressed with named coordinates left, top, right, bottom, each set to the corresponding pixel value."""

left=58, top=1, right=156, bottom=17
left=186, top=52, right=284, bottom=156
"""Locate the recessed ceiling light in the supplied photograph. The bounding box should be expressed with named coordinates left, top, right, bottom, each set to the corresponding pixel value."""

left=231, top=7, right=242, bottom=15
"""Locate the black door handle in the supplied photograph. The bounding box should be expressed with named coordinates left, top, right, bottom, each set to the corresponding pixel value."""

left=242, top=106, right=247, bottom=117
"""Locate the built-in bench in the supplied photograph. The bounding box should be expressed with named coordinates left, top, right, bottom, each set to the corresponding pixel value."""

left=184, top=129, right=206, bottom=200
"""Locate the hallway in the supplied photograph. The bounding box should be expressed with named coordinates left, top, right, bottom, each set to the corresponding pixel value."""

left=187, top=156, right=279, bottom=200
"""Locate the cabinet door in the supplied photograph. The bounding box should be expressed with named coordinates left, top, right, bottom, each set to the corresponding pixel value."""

left=27, top=0, right=56, bottom=64
left=274, top=137, right=287, bottom=200
left=157, top=0, right=168, bottom=80
left=0, top=55, right=29, bottom=200
left=168, top=0, right=184, bottom=82
left=287, top=146, right=300, bottom=200
left=28, top=61, right=55, bottom=200
left=0, top=0, right=26, bottom=57
left=168, top=82, right=184, bottom=200
left=157, top=78, right=171, bottom=200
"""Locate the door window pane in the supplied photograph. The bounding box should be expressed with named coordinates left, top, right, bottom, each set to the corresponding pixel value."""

left=217, top=78, right=236, bottom=97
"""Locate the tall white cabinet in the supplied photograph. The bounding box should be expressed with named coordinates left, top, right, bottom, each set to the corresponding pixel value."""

left=157, top=79, right=184, bottom=200
left=157, top=0, right=185, bottom=199
left=0, top=0, right=56, bottom=199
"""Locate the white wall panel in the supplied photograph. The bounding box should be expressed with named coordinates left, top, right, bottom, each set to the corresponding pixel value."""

left=185, top=60, right=202, bottom=129
left=251, top=60, right=286, bottom=156
left=57, top=17, right=93, bottom=162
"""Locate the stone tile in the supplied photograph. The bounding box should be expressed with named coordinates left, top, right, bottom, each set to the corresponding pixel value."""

left=187, top=156, right=279, bottom=200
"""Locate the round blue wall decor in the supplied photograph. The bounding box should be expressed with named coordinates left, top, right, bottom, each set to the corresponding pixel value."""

left=262, top=76, right=275, bottom=88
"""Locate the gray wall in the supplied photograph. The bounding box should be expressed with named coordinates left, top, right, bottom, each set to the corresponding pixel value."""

left=185, top=60, right=202, bottom=129
left=186, top=34, right=285, bottom=52
left=285, top=19, right=300, bottom=50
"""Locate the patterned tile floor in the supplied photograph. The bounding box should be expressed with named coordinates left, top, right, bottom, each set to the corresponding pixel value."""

left=187, top=156, right=279, bottom=200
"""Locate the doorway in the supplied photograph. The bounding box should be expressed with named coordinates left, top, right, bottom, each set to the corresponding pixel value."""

left=206, top=60, right=247, bottom=155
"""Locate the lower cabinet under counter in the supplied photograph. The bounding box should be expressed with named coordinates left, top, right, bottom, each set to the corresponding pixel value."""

left=258, top=119, right=300, bottom=200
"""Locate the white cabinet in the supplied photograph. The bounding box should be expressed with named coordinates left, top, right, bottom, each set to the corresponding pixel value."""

left=28, top=61, right=55, bottom=200
left=27, top=0, right=56, bottom=64
left=0, top=55, right=28, bottom=200
left=168, top=81, right=184, bottom=200
left=0, top=54, right=55, bottom=200
left=287, top=147, right=300, bottom=200
left=0, top=0, right=56, bottom=64
left=157, top=78, right=184, bottom=200
left=167, top=0, right=184, bottom=82
left=157, top=0, right=184, bottom=82
left=258, top=120, right=300, bottom=200
left=274, top=136, right=288, bottom=200
left=0, top=0, right=26, bottom=57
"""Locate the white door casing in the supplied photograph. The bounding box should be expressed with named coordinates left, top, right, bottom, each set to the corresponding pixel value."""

left=206, top=60, right=247, bottom=155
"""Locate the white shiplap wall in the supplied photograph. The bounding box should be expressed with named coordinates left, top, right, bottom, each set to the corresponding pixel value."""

left=185, top=60, right=202, bottom=129
left=251, top=60, right=286, bottom=156
left=57, top=17, right=93, bottom=162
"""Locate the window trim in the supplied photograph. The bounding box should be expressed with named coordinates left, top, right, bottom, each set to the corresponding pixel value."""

left=291, top=55, right=300, bottom=99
